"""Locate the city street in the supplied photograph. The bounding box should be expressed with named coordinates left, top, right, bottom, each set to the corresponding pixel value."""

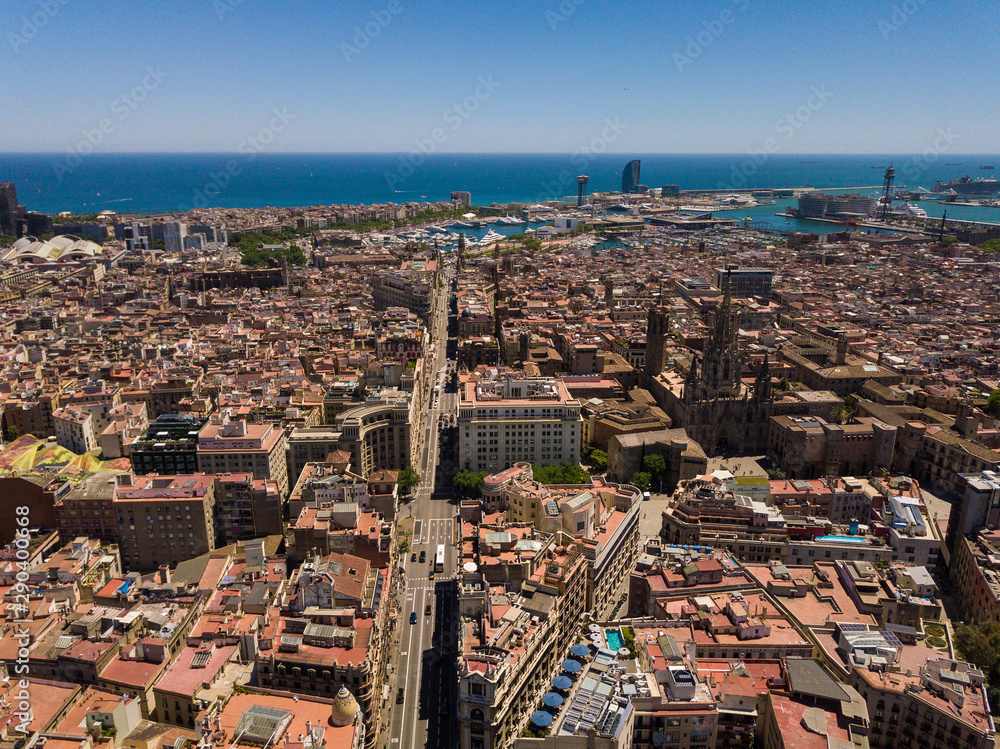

left=384, top=256, right=460, bottom=749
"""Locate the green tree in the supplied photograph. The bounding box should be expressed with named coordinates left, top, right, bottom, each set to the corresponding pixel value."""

left=830, top=404, right=852, bottom=425
left=642, top=454, right=666, bottom=482
left=766, top=467, right=786, bottom=480
left=532, top=463, right=591, bottom=485
left=986, top=389, right=1000, bottom=417
left=589, top=449, right=608, bottom=473
left=3, top=425, right=19, bottom=442
left=954, top=621, right=1000, bottom=712
left=777, top=377, right=791, bottom=392
left=453, top=470, right=488, bottom=497
left=630, top=472, right=651, bottom=491
left=397, top=466, right=420, bottom=495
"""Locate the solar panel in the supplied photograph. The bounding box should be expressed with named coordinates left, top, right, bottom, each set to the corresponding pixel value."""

left=880, top=630, right=904, bottom=649
left=838, top=623, right=869, bottom=632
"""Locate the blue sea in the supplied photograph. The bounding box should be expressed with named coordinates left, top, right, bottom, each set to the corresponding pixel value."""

left=2, top=153, right=999, bottom=228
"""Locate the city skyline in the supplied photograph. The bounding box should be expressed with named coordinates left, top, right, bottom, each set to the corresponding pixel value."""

left=3, top=2, right=1000, bottom=749
left=2, top=0, right=998, bottom=153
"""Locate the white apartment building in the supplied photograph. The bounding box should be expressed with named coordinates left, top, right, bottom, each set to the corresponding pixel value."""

left=458, top=374, right=583, bottom=473
left=163, top=221, right=188, bottom=253
left=53, top=406, right=98, bottom=454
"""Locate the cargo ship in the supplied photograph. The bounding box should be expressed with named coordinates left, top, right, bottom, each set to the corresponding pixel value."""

left=931, top=175, right=1000, bottom=195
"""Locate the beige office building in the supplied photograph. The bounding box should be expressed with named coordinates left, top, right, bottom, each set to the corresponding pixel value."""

left=458, top=374, right=583, bottom=473
left=197, top=415, right=289, bottom=496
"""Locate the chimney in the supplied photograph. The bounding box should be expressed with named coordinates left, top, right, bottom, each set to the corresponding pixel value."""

left=158, top=565, right=171, bottom=584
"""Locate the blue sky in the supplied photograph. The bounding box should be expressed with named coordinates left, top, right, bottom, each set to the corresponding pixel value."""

left=1, top=0, right=997, bottom=153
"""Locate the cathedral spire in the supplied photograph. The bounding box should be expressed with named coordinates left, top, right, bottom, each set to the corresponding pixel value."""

left=701, top=279, right=741, bottom=397
left=715, top=279, right=734, bottom=341
left=754, top=351, right=772, bottom=402
left=684, top=352, right=699, bottom=402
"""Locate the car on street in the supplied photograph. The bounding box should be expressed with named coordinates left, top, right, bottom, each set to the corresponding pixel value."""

left=428, top=570, right=435, bottom=580
left=411, top=553, right=417, bottom=562
left=410, top=612, right=417, bottom=624
left=396, top=688, right=405, bottom=704
left=419, top=550, right=426, bottom=562
left=425, top=603, right=432, bottom=615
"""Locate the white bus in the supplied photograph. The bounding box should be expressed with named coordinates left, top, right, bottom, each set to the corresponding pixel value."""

left=434, top=544, right=445, bottom=572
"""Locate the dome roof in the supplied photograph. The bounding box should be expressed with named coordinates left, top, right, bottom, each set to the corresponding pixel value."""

left=330, top=686, right=359, bottom=727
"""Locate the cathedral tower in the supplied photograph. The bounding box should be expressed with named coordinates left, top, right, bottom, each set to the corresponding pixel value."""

left=701, top=284, right=741, bottom=396
left=645, top=306, right=670, bottom=380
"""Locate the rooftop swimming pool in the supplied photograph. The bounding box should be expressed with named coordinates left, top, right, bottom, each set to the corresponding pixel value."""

left=815, top=535, right=867, bottom=544
left=605, top=628, right=624, bottom=651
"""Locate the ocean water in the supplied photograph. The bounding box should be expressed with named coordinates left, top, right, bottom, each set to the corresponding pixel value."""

left=1, top=152, right=999, bottom=221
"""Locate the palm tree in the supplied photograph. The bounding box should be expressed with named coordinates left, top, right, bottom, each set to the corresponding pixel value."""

left=830, top=404, right=851, bottom=425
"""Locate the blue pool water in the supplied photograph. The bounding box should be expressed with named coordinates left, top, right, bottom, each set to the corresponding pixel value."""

left=605, top=629, right=624, bottom=651
left=815, top=535, right=867, bottom=544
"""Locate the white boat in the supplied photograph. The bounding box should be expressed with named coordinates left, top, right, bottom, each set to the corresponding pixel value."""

left=895, top=202, right=929, bottom=219
left=497, top=215, right=523, bottom=225
left=479, top=229, right=505, bottom=245
left=449, top=220, right=473, bottom=228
